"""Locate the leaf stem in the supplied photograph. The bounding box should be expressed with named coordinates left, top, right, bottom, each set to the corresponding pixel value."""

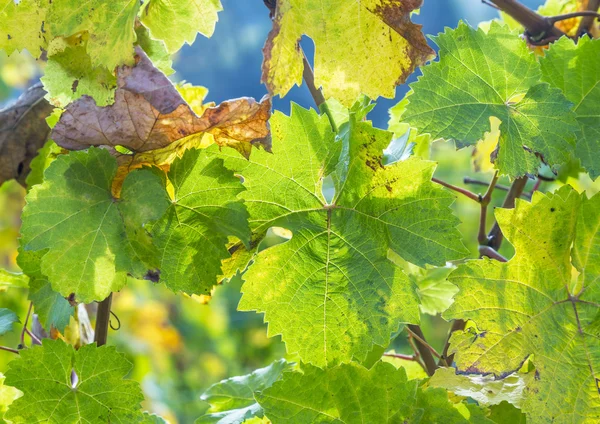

left=0, top=346, right=19, bottom=355
left=94, top=294, right=113, bottom=347
left=407, top=325, right=446, bottom=375
left=383, top=352, right=418, bottom=361
left=20, top=302, right=33, bottom=347
left=431, top=178, right=480, bottom=203
left=24, top=328, right=42, bottom=345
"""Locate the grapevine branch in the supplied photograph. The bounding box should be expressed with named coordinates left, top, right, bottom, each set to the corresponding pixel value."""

left=407, top=324, right=445, bottom=375
left=94, top=294, right=113, bottom=347
left=440, top=175, right=528, bottom=365
left=577, top=0, right=600, bottom=35
left=487, top=0, right=565, bottom=43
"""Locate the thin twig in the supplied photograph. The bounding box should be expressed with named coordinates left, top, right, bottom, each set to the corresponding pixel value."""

left=24, top=328, right=42, bottom=345
left=94, top=294, right=113, bottom=347
left=0, top=346, right=19, bottom=355
left=432, top=178, right=480, bottom=202
left=20, top=302, right=33, bottom=347
left=407, top=325, right=441, bottom=376
left=464, top=177, right=510, bottom=192
left=548, top=10, right=600, bottom=24
left=577, top=0, right=600, bottom=36
left=383, top=352, right=418, bottom=361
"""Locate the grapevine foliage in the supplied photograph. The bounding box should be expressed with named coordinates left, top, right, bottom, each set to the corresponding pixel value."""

left=218, top=105, right=466, bottom=366
left=0, top=0, right=599, bottom=423
left=444, top=187, right=600, bottom=422
left=4, top=339, right=144, bottom=423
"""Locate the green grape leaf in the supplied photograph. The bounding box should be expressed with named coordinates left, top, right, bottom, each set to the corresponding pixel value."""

left=20, top=148, right=167, bottom=303
left=29, top=278, right=74, bottom=333
left=142, top=412, right=169, bottom=423
left=0, top=373, right=21, bottom=416
left=429, top=367, right=533, bottom=407
left=414, top=265, right=457, bottom=315
left=488, top=402, right=526, bottom=424
left=0, top=268, right=28, bottom=290
left=261, top=0, right=434, bottom=106
left=0, top=0, right=49, bottom=58
left=135, top=26, right=175, bottom=76
left=25, top=140, right=65, bottom=189
left=218, top=104, right=467, bottom=367
left=4, top=339, right=144, bottom=423
left=0, top=308, right=19, bottom=336
left=197, top=359, right=292, bottom=424
left=404, top=22, right=578, bottom=177
left=443, top=186, right=600, bottom=423
left=141, top=0, right=223, bottom=53
left=0, top=83, right=53, bottom=187
left=149, top=147, right=250, bottom=296
left=256, top=361, right=477, bottom=423
left=47, top=0, right=140, bottom=70
left=16, top=249, right=73, bottom=331
left=42, top=41, right=117, bottom=108
left=540, top=36, right=600, bottom=180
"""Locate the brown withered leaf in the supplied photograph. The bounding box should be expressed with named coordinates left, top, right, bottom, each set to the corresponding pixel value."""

left=52, top=48, right=272, bottom=160
left=0, top=84, right=54, bottom=187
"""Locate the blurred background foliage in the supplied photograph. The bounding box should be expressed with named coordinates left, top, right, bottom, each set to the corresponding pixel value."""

left=1, top=0, right=599, bottom=422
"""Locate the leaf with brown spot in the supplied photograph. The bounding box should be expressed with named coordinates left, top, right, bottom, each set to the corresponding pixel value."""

left=0, top=83, right=53, bottom=187
left=261, top=0, right=434, bottom=106
left=52, top=48, right=272, bottom=163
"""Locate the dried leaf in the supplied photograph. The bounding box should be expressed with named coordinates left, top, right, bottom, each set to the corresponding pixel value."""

left=0, top=83, right=53, bottom=187
left=52, top=48, right=271, bottom=162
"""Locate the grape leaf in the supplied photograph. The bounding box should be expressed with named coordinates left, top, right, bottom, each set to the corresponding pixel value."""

left=403, top=22, right=578, bottom=177
left=135, top=26, right=175, bottom=77
left=256, top=361, right=478, bottom=423
left=16, top=246, right=74, bottom=332
left=443, top=186, right=600, bottom=423
left=42, top=39, right=118, bottom=108
left=0, top=268, right=28, bottom=291
left=20, top=148, right=167, bottom=303
left=428, top=367, right=533, bottom=407
left=197, top=359, right=292, bottom=424
left=52, top=49, right=271, bottom=163
left=0, top=308, right=19, bottom=336
left=0, top=0, right=49, bottom=58
left=142, top=412, right=169, bottom=424
left=218, top=104, right=467, bottom=367
left=488, top=401, right=526, bottom=424
left=4, top=339, right=144, bottom=423
left=29, top=278, right=74, bottom=333
left=540, top=36, right=600, bottom=180
left=140, top=0, right=223, bottom=53
left=0, top=372, right=21, bottom=415
left=261, top=0, right=434, bottom=106
left=0, top=83, right=53, bottom=187
left=149, top=147, right=250, bottom=296
left=47, top=0, right=140, bottom=70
